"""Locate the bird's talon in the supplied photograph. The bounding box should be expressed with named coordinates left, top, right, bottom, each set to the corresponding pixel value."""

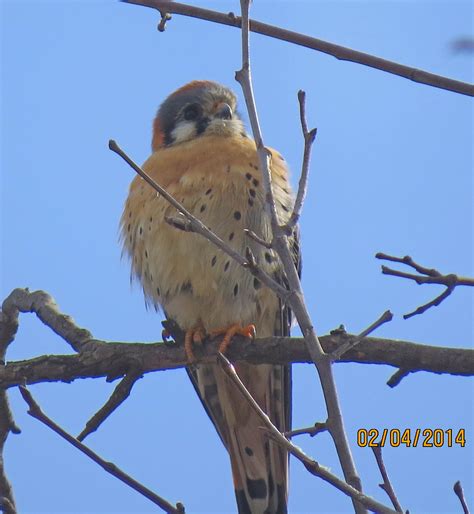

left=193, top=327, right=205, bottom=345
left=245, top=324, right=256, bottom=339
left=184, top=330, right=195, bottom=362
left=184, top=325, right=206, bottom=362
left=212, top=323, right=257, bottom=354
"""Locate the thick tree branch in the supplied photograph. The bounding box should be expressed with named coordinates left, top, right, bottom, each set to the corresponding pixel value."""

left=1, top=333, right=471, bottom=390
left=121, top=0, right=474, bottom=97
left=18, top=386, right=185, bottom=514
left=0, top=297, right=21, bottom=514
left=1, top=288, right=471, bottom=390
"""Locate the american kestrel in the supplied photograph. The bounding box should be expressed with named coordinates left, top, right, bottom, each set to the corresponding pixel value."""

left=120, top=80, right=301, bottom=514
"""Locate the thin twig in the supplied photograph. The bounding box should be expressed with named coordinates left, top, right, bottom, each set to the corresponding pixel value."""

left=217, top=353, right=397, bottom=514
left=285, top=421, right=328, bottom=438
left=453, top=481, right=470, bottom=514
left=121, top=0, right=474, bottom=97
left=331, top=310, right=393, bottom=360
left=284, top=90, right=317, bottom=232
left=77, top=368, right=143, bottom=441
left=109, top=140, right=289, bottom=300
left=18, top=386, right=185, bottom=514
left=234, top=1, right=280, bottom=230
left=372, top=445, right=404, bottom=513
left=376, top=253, right=473, bottom=319
left=157, top=10, right=171, bottom=31
left=244, top=228, right=272, bottom=249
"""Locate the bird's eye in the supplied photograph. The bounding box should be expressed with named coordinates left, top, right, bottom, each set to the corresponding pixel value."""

left=183, top=103, right=202, bottom=121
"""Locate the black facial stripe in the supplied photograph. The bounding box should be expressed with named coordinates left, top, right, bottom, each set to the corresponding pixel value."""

left=163, top=131, right=175, bottom=146
left=196, top=117, right=210, bottom=135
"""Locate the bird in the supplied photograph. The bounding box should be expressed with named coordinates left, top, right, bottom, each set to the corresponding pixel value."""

left=120, top=80, right=301, bottom=514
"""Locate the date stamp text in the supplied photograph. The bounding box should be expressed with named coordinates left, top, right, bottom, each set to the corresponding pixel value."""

left=357, top=428, right=466, bottom=448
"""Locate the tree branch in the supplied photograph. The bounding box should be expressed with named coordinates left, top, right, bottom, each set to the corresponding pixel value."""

left=18, top=386, right=185, bottom=514
left=0, top=296, right=22, bottom=514
left=376, top=253, right=474, bottom=319
left=285, top=421, right=328, bottom=439
left=121, top=0, right=474, bottom=97
left=1, top=332, right=471, bottom=390
left=372, top=446, right=404, bottom=513
left=77, top=368, right=143, bottom=441
left=331, top=310, right=393, bottom=361
left=1, top=288, right=471, bottom=390
left=235, top=2, right=366, bottom=511
left=454, top=481, right=470, bottom=514
left=217, top=353, right=397, bottom=514
left=284, top=90, right=317, bottom=232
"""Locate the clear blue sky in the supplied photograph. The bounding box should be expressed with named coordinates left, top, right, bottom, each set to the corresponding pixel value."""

left=1, top=1, right=472, bottom=513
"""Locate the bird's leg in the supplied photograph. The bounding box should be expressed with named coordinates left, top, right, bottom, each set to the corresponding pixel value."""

left=184, top=322, right=206, bottom=362
left=210, top=324, right=257, bottom=354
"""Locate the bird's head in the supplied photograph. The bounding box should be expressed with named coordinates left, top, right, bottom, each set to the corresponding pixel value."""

left=151, top=80, right=246, bottom=151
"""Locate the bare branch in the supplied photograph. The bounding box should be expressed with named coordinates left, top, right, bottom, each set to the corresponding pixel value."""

left=1, top=334, right=471, bottom=390
left=18, top=386, right=185, bottom=514
left=234, top=0, right=280, bottom=231
left=121, top=0, right=474, bottom=97
left=1, top=288, right=93, bottom=352
left=244, top=228, right=272, bottom=249
left=454, top=481, right=470, bottom=514
left=1, top=289, right=472, bottom=390
left=77, top=368, right=143, bottom=441
left=0, top=304, right=21, bottom=514
left=376, top=253, right=473, bottom=319
left=331, top=310, right=393, bottom=360
left=157, top=10, right=171, bottom=32
left=235, top=2, right=366, bottom=510
left=284, top=90, right=317, bottom=232
left=386, top=368, right=411, bottom=388
left=285, top=421, right=328, bottom=439
left=372, top=445, right=404, bottom=513
left=217, top=353, right=397, bottom=514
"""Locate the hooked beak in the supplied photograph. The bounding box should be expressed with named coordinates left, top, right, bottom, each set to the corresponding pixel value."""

left=214, top=103, right=233, bottom=120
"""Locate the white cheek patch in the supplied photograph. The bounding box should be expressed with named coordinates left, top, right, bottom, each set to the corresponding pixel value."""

left=171, top=121, right=197, bottom=144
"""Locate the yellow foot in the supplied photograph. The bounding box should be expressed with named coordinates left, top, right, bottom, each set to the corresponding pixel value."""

left=210, top=324, right=257, bottom=354
left=184, top=325, right=206, bottom=362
